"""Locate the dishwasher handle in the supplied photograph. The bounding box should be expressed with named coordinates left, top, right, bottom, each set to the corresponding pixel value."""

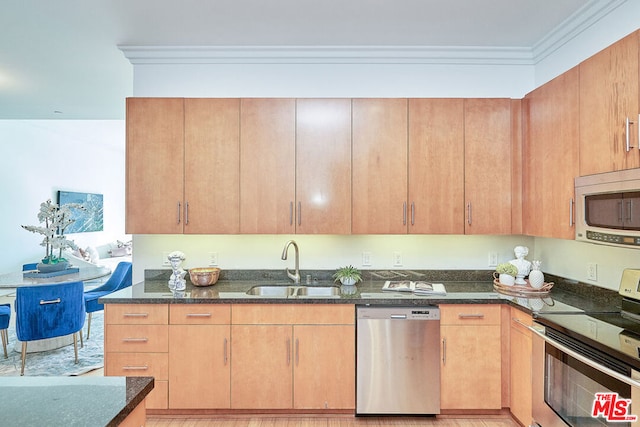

left=390, top=314, right=407, bottom=319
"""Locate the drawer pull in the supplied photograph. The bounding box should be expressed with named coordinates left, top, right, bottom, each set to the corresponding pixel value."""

left=40, top=298, right=61, bottom=305
left=186, top=313, right=212, bottom=317
left=123, top=313, right=149, bottom=318
left=121, top=338, right=149, bottom=343
left=458, top=313, right=485, bottom=319
left=122, top=365, right=149, bottom=371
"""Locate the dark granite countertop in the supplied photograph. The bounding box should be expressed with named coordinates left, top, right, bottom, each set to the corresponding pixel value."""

left=99, top=269, right=623, bottom=316
left=1, top=376, right=153, bottom=427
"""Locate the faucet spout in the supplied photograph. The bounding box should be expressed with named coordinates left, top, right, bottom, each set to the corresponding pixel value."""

left=281, top=240, right=300, bottom=284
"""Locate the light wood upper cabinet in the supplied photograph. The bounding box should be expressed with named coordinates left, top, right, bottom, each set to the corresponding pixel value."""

left=240, top=98, right=296, bottom=234
left=352, top=98, right=409, bottom=234
left=523, top=67, right=580, bottom=239
left=126, top=98, right=184, bottom=234
left=464, top=98, right=513, bottom=234
left=295, top=99, right=352, bottom=234
left=184, top=99, right=240, bottom=234
left=126, top=98, right=240, bottom=234
left=408, top=99, right=465, bottom=234
left=579, top=30, right=640, bottom=175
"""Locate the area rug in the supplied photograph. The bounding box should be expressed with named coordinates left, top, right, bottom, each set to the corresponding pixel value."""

left=0, top=312, right=104, bottom=376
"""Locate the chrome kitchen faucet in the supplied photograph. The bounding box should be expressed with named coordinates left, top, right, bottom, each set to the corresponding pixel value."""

left=281, top=240, right=300, bottom=284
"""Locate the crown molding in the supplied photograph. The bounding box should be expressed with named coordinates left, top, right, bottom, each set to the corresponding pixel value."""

left=119, top=45, right=534, bottom=66
left=532, top=0, right=627, bottom=62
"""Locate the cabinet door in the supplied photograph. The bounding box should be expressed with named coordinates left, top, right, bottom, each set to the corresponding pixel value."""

left=126, top=98, right=184, bottom=234
left=523, top=67, right=580, bottom=239
left=580, top=31, right=640, bottom=175
left=408, top=99, right=465, bottom=234
left=352, top=98, right=408, bottom=234
left=296, top=99, right=352, bottom=234
left=464, top=98, right=512, bottom=234
left=184, top=98, right=240, bottom=234
left=230, top=325, right=293, bottom=409
left=293, top=325, right=355, bottom=410
left=240, top=99, right=296, bottom=234
left=169, top=324, right=230, bottom=408
left=510, top=309, right=532, bottom=425
left=441, top=324, right=502, bottom=409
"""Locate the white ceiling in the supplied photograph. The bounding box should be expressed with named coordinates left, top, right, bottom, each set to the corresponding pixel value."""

left=0, top=0, right=620, bottom=119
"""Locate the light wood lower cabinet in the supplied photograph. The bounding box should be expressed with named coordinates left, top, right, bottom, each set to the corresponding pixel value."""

left=510, top=308, right=533, bottom=425
left=105, top=304, right=169, bottom=409
left=440, top=304, right=502, bottom=410
left=168, top=304, right=231, bottom=409
left=230, top=304, right=355, bottom=410
left=105, top=303, right=354, bottom=411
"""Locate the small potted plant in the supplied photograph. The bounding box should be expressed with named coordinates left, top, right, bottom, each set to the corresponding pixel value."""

left=332, top=265, right=362, bottom=286
left=495, top=262, right=518, bottom=286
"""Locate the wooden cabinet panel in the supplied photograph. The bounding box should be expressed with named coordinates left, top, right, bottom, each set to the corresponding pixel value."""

left=295, top=98, right=352, bottom=234
left=293, top=325, right=355, bottom=409
left=106, top=324, right=168, bottom=353
left=105, top=304, right=168, bottom=325
left=126, top=98, right=184, bottom=234
left=352, top=98, right=408, bottom=234
left=440, top=304, right=502, bottom=410
left=169, top=324, right=230, bottom=409
left=105, top=352, right=168, bottom=379
left=580, top=31, right=640, bottom=175
left=408, top=99, right=465, bottom=234
left=240, top=98, right=296, bottom=234
left=184, top=98, right=240, bottom=233
left=523, top=67, right=579, bottom=239
left=464, top=99, right=513, bottom=234
left=510, top=308, right=533, bottom=425
left=231, top=325, right=293, bottom=409
left=169, top=304, right=231, bottom=325
left=440, top=304, right=501, bottom=325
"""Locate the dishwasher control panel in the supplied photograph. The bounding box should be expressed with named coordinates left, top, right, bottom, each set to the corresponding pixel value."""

left=357, top=306, right=440, bottom=320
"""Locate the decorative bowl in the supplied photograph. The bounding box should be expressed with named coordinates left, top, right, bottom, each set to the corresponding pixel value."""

left=189, top=267, right=221, bottom=287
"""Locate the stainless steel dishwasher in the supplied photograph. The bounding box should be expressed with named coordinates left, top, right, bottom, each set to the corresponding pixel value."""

left=356, top=306, right=440, bottom=415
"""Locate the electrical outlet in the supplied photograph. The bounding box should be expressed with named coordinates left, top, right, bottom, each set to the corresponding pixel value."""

left=162, top=252, right=171, bottom=266
left=587, top=262, right=598, bottom=281
left=362, top=251, right=372, bottom=267
left=209, top=252, right=218, bottom=266
left=488, top=252, right=498, bottom=267
left=393, top=251, right=403, bottom=267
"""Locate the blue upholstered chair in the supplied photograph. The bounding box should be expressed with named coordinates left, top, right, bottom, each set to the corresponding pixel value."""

left=84, top=261, right=132, bottom=339
left=15, top=281, right=85, bottom=375
left=0, top=303, right=10, bottom=358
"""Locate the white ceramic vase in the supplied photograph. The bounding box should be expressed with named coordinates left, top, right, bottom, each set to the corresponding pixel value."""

left=529, top=260, right=545, bottom=289
left=499, top=274, right=515, bottom=286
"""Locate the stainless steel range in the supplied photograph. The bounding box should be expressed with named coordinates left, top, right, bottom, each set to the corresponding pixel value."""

left=531, top=269, right=640, bottom=427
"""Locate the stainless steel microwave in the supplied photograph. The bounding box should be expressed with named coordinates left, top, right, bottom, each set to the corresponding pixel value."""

left=575, top=169, right=640, bottom=248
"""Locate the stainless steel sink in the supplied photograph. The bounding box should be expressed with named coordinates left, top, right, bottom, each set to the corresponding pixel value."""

left=245, top=285, right=295, bottom=297
left=245, top=285, right=341, bottom=298
left=295, top=286, right=341, bottom=297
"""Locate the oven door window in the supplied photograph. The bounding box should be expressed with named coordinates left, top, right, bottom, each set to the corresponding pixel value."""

left=545, top=343, right=632, bottom=426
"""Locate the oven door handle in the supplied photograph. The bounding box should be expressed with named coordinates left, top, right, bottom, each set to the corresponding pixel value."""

left=529, top=324, right=640, bottom=389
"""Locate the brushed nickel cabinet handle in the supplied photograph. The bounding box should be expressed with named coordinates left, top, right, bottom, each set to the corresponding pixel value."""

left=177, top=201, right=181, bottom=224
left=467, top=202, right=472, bottom=225
left=223, top=338, right=228, bottom=365
left=403, top=202, right=407, bottom=225
left=185, top=201, right=189, bottom=225
left=122, top=365, right=148, bottom=371
left=411, top=202, right=415, bottom=226
left=185, top=313, right=212, bottom=318
left=289, top=201, right=293, bottom=226
left=286, top=338, right=291, bottom=366
left=121, top=338, right=148, bottom=343
left=442, top=338, right=446, bottom=365
left=297, top=202, right=301, bottom=226
left=569, top=198, right=574, bottom=227
left=123, top=313, right=148, bottom=318
left=458, top=313, right=484, bottom=319
left=626, top=117, right=635, bottom=152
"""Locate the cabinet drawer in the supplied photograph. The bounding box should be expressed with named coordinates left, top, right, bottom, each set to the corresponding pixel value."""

left=440, top=304, right=500, bottom=325
left=106, top=324, right=168, bottom=352
left=105, top=304, right=168, bottom=325
left=170, top=304, right=231, bottom=324
left=511, top=307, right=533, bottom=331
left=232, top=304, right=354, bottom=325
left=105, top=352, right=168, bottom=380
